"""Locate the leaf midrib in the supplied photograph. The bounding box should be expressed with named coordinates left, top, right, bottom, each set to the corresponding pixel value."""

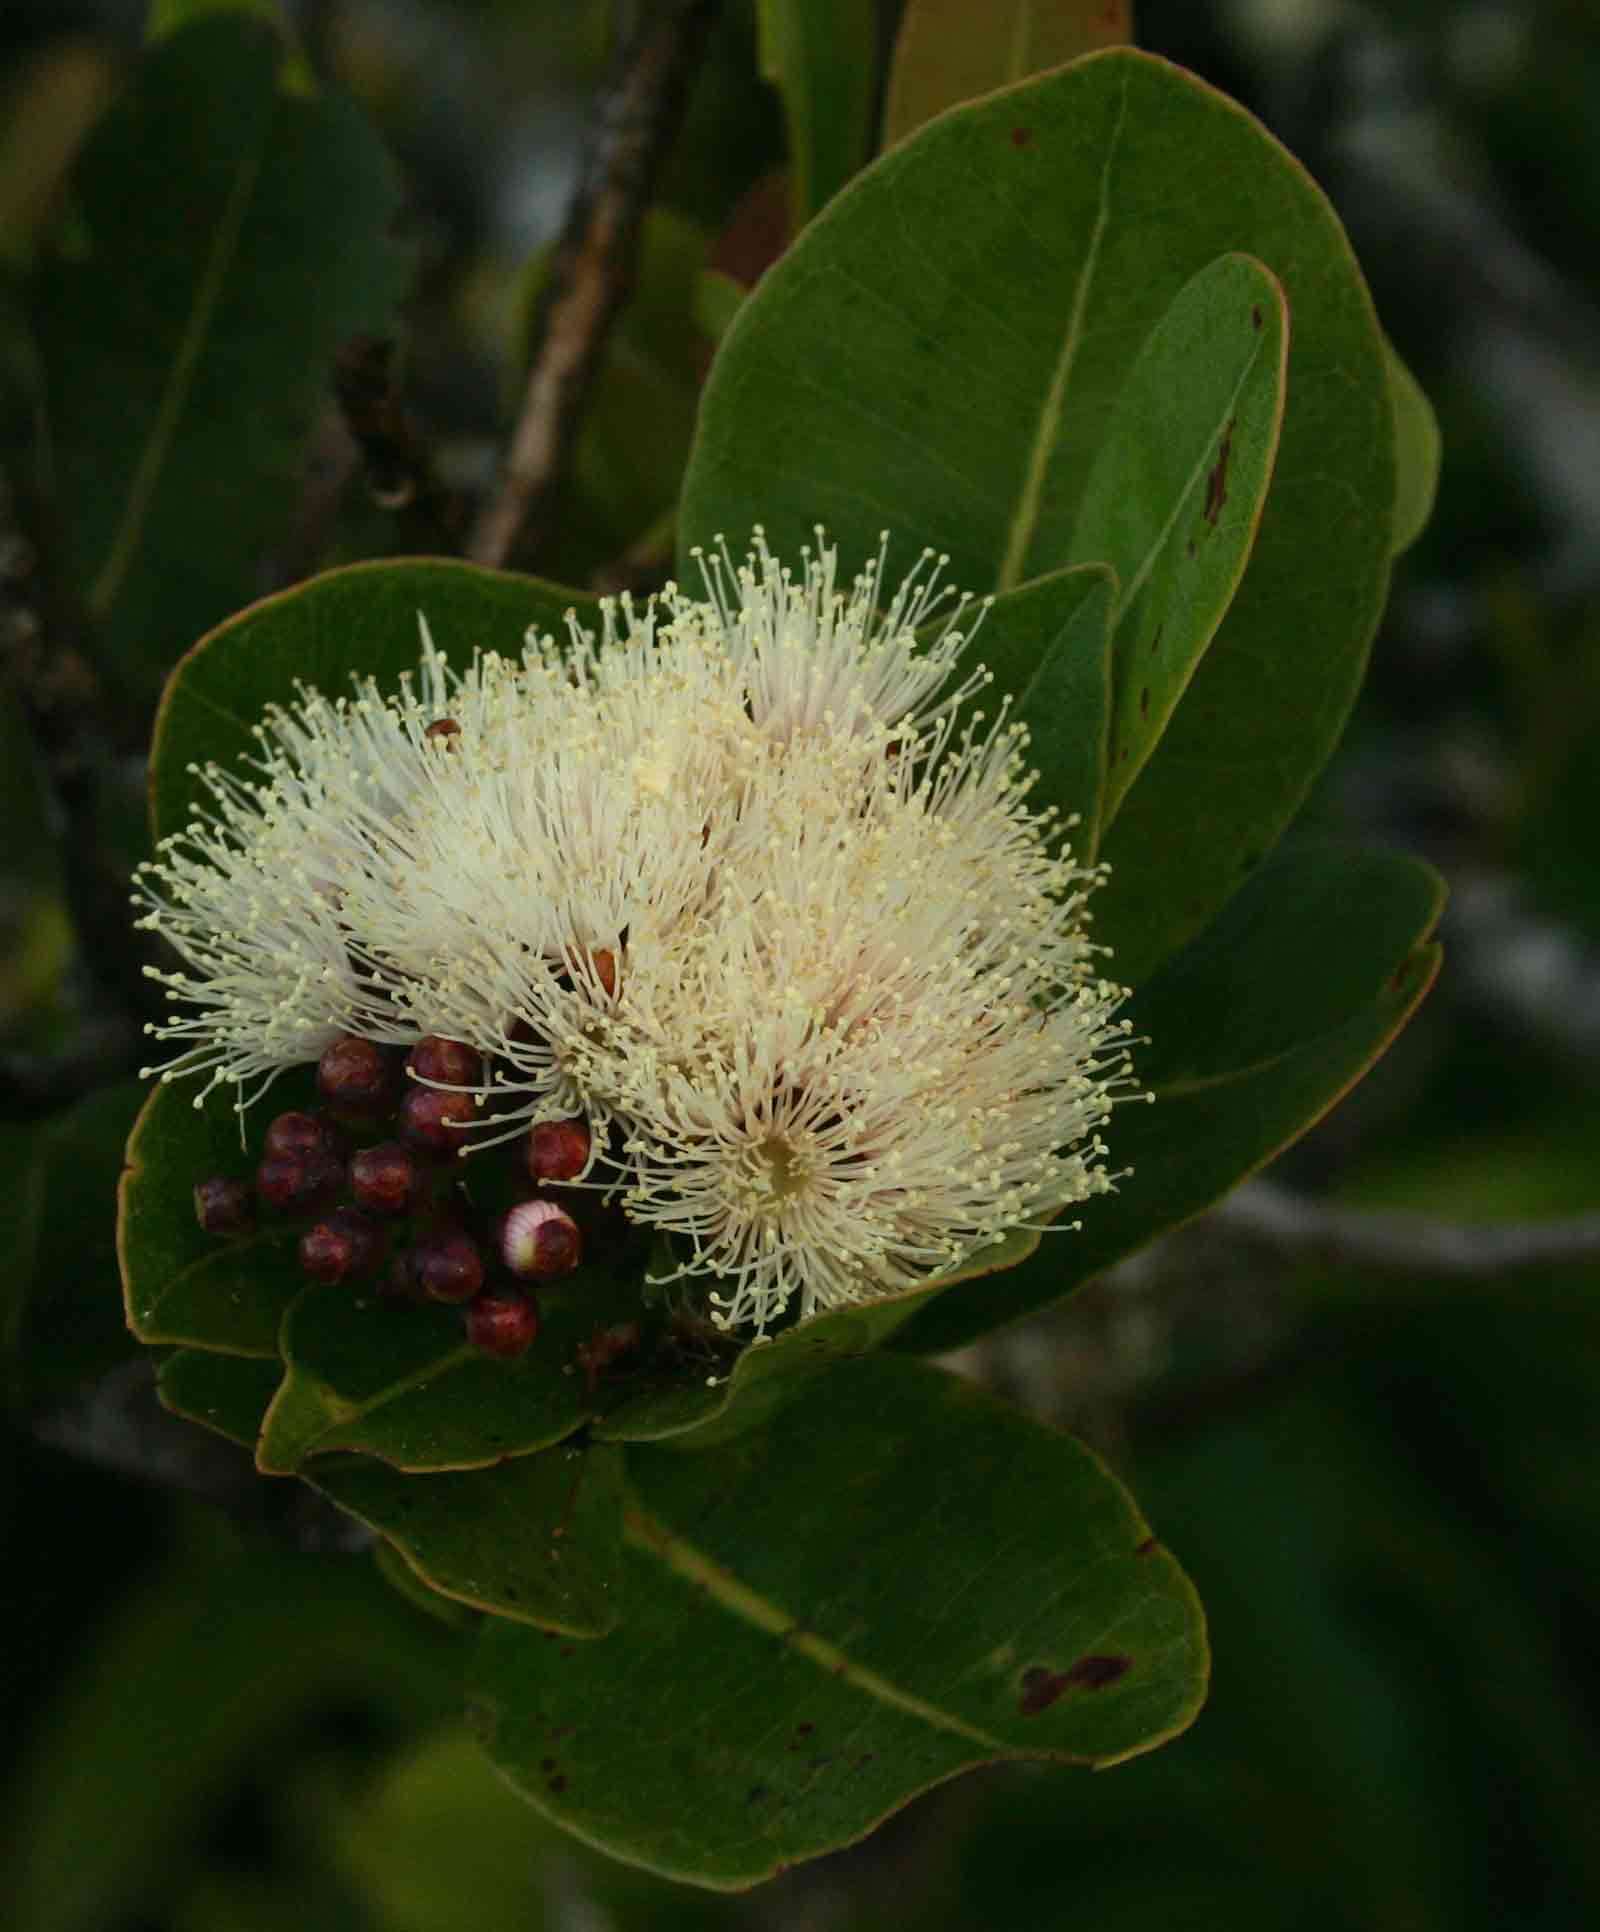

left=90, top=87, right=273, bottom=618
left=996, top=67, right=1128, bottom=591
left=625, top=1499, right=1012, bottom=1752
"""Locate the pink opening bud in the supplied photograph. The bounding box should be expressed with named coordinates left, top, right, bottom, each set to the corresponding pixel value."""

left=500, top=1198, right=582, bottom=1280
left=526, top=1116, right=591, bottom=1184
left=349, top=1140, right=419, bottom=1216
left=465, top=1288, right=540, bottom=1358
left=399, top=1084, right=476, bottom=1157
left=193, top=1175, right=254, bottom=1235
left=407, top=1035, right=483, bottom=1088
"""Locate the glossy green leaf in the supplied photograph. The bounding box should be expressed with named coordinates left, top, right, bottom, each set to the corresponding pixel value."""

left=757, top=0, right=878, bottom=226
left=971, top=561, right=1114, bottom=852
left=892, top=844, right=1445, bottom=1354
left=158, top=1346, right=626, bottom=1632
left=1069, top=253, right=1287, bottom=821
left=598, top=1224, right=1037, bottom=1446
left=255, top=1252, right=652, bottom=1474
left=471, top=1352, right=1206, bottom=1890
left=3, top=1082, right=144, bottom=1410
left=1385, top=336, right=1441, bottom=555
left=680, top=50, right=1395, bottom=984
left=148, top=558, right=596, bottom=846
left=313, top=1444, right=625, bottom=1635
left=883, top=0, right=1133, bottom=146
left=33, top=15, right=409, bottom=695
left=120, top=1067, right=316, bottom=1356
left=156, top=1345, right=281, bottom=1447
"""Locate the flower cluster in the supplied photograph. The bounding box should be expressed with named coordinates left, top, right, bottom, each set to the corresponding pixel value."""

left=136, top=533, right=1134, bottom=1332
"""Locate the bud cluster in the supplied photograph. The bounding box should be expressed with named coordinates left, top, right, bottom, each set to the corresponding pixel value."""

left=191, top=1032, right=592, bottom=1360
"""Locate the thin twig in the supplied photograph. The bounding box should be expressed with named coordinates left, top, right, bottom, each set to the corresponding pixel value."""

left=468, top=0, right=721, bottom=571
left=332, top=333, right=466, bottom=553
left=1200, top=1178, right=1600, bottom=1278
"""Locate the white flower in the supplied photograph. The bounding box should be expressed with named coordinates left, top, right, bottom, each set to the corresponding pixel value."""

left=135, top=532, right=1135, bottom=1330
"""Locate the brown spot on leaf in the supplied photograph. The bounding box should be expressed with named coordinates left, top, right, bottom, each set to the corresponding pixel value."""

left=1020, top=1654, right=1133, bottom=1713
left=1011, top=126, right=1033, bottom=148
left=1069, top=1653, right=1132, bottom=1689
left=796, top=1721, right=815, bottom=1737
left=1138, top=687, right=1150, bottom=718
left=549, top=1774, right=568, bottom=1794
left=1203, top=418, right=1235, bottom=527
left=1251, top=304, right=1263, bottom=330
left=1136, top=1535, right=1159, bottom=1557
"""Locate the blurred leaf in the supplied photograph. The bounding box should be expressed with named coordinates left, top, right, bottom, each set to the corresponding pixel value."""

left=33, top=15, right=409, bottom=697
left=0, top=41, right=115, bottom=268
left=3, top=1081, right=145, bottom=1411
left=680, top=50, right=1395, bottom=985
left=334, top=1728, right=741, bottom=1932
left=147, top=558, right=596, bottom=846
left=7, top=1543, right=456, bottom=1932
left=756, top=0, right=878, bottom=226
left=473, top=1353, right=1206, bottom=1890
left=972, top=561, right=1114, bottom=852
left=893, top=844, right=1444, bottom=1353
left=1069, top=253, right=1287, bottom=821
left=1385, top=336, right=1442, bottom=556
left=883, top=0, right=1133, bottom=146
left=693, top=267, right=745, bottom=344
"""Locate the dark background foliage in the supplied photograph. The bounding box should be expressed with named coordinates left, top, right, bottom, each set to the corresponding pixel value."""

left=4, top=2, right=1599, bottom=1926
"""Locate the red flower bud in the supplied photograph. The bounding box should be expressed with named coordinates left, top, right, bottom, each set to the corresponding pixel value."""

left=256, top=1149, right=343, bottom=1216
left=399, top=1084, right=476, bottom=1156
left=500, top=1198, right=582, bottom=1280
left=316, top=1035, right=396, bottom=1117
left=465, top=1289, right=540, bottom=1358
left=526, top=1116, right=591, bottom=1184
left=349, top=1140, right=419, bottom=1216
left=407, top=1035, right=483, bottom=1088
left=263, top=1109, right=340, bottom=1161
left=193, top=1175, right=254, bottom=1235
left=411, top=1230, right=486, bottom=1304
left=298, top=1208, right=384, bottom=1285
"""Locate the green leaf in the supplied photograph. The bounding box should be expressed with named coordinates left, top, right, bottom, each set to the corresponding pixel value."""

left=1068, top=253, right=1288, bottom=822
left=1385, top=336, right=1441, bottom=556
left=757, top=0, right=878, bottom=226
left=471, top=1353, right=1206, bottom=1891
left=148, top=557, right=596, bottom=845
left=156, top=1345, right=281, bottom=1448
left=883, top=0, right=1133, bottom=147
left=254, top=1254, right=651, bottom=1474
left=2, top=1081, right=145, bottom=1411
left=313, top=1443, right=625, bottom=1635
left=32, top=14, right=408, bottom=696
left=892, top=843, right=1445, bottom=1354
left=972, top=562, right=1114, bottom=852
left=680, top=50, right=1395, bottom=983
left=158, top=1346, right=626, bottom=1632
left=120, top=1067, right=317, bottom=1356
left=598, top=1224, right=1038, bottom=1446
